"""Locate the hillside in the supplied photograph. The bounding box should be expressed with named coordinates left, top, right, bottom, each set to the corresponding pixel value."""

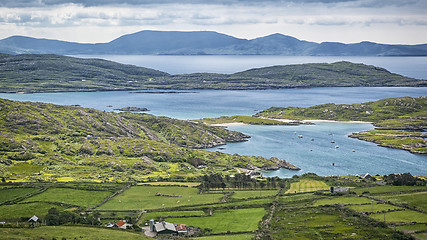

left=0, top=98, right=298, bottom=182
left=1, top=30, right=427, bottom=56
left=0, top=54, right=425, bottom=93
left=255, top=96, right=427, bottom=153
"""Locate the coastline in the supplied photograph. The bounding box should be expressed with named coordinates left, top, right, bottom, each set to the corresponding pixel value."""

left=269, top=118, right=373, bottom=124
left=209, top=122, right=249, bottom=127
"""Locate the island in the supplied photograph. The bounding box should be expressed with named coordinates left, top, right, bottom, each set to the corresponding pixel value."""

left=0, top=54, right=425, bottom=93
left=114, top=106, right=150, bottom=112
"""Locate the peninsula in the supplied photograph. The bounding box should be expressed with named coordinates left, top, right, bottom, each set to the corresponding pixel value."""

left=0, top=54, right=425, bottom=93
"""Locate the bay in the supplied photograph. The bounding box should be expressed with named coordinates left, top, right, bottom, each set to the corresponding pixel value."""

left=1, top=54, right=427, bottom=177
left=0, top=87, right=426, bottom=177
left=208, top=123, right=427, bottom=177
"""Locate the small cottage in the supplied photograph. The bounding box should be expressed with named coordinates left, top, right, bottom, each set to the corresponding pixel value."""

left=28, top=215, right=38, bottom=223
left=114, top=220, right=132, bottom=229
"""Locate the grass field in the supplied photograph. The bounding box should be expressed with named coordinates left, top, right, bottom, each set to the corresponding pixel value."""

left=97, top=186, right=224, bottom=211
left=0, top=202, right=68, bottom=219
left=194, top=233, right=254, bottom=240
left=285, top=179, right=329, bottom=194
left=0, top=226, right=150, bottom=240
left=231, top=190, right=279, bottom=199
left=138, top=182, right=200, bottom=187
left=22, top=188, right=112, bottom=208
left=312, top=196, right=373, bottom=206
left=0, top=188, right=40, bottom=203
left=370, top=210, right=427, bottom=224
left=396, top=223, right=427, bottom=233
left=375, top=191, right=427, bottom=212
left=138, top=210, right=206, bottom=224
left=347, top=203, right=403, bottom=213
left=183, top=198, right=273, bottom=210
left=267, top=206, right=401, bottom=239
left=166, top=208, right=266, bottom=234
left=354, top=185, right=427, bottom=195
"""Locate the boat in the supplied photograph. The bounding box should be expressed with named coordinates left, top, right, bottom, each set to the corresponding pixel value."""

left=330, top=140, right=335, bottom=143
left=298, top=135, right=303, bottom=138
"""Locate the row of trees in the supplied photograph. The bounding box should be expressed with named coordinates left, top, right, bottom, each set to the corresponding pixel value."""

left=199, top=173, right=287, bottom=191
left=45, top=208, right=101, bottom=226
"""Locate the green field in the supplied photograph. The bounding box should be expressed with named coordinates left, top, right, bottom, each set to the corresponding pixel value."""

left=194, top=233, right=254, bottom=240
left=266, top=205, right=406, bottom=239
left=183, top=197, right=273, bottom=210
left=312, top=196, right=373, bottom=206
left=354, top=185, right=427, bottom=195
left=166, top=208, right=266, bottom=234
left=0, top=226, right=150, bottom=240
left=23, top=188, right=112, bottom=207
left=370, top=210, right=427, bottom=224
left=0, top=202, right=68, bottom=219
left=98, top=186, right=223, bottom=210
left=138, top=210, right=206, bottom=224
left=375, top=191, right=427, bottom=212
left=138, top=182, right=200, bottom=187
left=285, top=179, right=329, bottom=194
left=396, top=223, right=427, bottom=233
left=0, top=188, right=40, bottom=203
left=230, top=189, right=279, bottom=199
left=347, top=203, right=403, bottom=213
left=279, top=193, right=322, bottom=205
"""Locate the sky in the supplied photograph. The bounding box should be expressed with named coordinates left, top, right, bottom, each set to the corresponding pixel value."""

left=0, top=0, right=426, bottom=44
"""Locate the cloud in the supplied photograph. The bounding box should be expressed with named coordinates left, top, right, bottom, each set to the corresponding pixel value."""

left=0, top=0, right=425, bottom=44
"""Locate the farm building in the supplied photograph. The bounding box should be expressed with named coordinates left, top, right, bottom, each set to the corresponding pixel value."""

left=28, top=215, right=38, bottom=223
left=176, top=224, right=188, bottom=234
left=154, top=221, right=177, bottom=235
left=114, top=220, right=132, bottom=229
left=330, top=187, right=349, bottom=193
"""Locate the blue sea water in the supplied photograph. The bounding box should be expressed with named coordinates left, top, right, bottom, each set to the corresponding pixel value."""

left=1, top=55, right=426, bottom=177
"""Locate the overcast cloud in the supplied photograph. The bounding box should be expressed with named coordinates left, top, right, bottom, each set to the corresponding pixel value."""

left=0, top=0, right=426, bottom=44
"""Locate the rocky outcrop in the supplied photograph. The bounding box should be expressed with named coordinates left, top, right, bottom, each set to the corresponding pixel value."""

left=114, top=106, right=149, bottom=112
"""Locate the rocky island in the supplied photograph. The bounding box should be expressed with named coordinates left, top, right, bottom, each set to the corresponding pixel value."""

left=114, top=106, right=150, bottom=112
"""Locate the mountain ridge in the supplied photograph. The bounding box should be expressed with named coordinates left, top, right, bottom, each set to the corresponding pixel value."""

left=1, top=30, right=427, bottom=56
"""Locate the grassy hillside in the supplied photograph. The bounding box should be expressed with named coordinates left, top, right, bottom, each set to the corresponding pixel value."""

left=255, top=96, right=427, bottom=153
left=0, top=54, right=425, bottom=93
left=0, top=98, right=296, bottom=182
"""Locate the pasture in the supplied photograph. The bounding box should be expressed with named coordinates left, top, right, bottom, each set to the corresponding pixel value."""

left=194, top=233, right=254, bottom=240
left=166, top=208, right=266, bottom=234
left=375, top=191, right=427, bottom=212
left=22, top=188, right=112, bottom=207
left=97, top=186, right=224, bottom=210
left=354, top=185, right=427, bottom=195
left=285, top=179, right=329, bottom=194
left=0, top=187, right=40, bottom=203
left=0, top=202, right=68, bottom=219
left=312, top=196, right=373, bottom=206
left=0, top=226, right=150, bottom=240
left=230, top=189, right=279, bottom=199
left=138, top=210, right=206, bottom=224
left=370, top=210, right=427, bottom=224
left=347, top=203, right=403, bottom=213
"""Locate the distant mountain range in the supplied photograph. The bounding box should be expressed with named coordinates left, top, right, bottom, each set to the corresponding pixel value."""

left=1, top=30, right=427, bottom=56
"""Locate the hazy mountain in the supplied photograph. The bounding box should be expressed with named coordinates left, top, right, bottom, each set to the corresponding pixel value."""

left=1, top=30, right=427, bottom=56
